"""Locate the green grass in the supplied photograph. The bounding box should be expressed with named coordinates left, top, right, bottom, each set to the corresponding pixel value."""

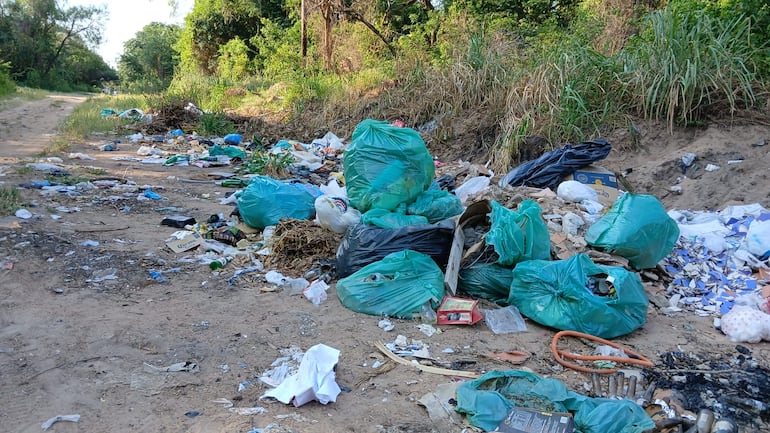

left=61, top=94, right=151, bottom=140
left=0, top=187, right=22, bottom=216
left=0, top=87, right=48, bottom=111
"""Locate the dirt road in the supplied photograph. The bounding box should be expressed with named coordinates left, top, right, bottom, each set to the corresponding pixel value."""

left=0, top=94, right=86, bottom=160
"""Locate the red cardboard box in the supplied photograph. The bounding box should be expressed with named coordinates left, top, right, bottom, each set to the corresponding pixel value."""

left=437, top=296, right=484, bottom=325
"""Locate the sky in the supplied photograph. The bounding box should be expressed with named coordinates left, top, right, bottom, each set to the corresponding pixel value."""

left=66, top=0, right=195, bottom=68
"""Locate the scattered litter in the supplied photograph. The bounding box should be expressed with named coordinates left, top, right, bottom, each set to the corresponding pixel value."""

left=481, top=305, right=528, bottom=334
left=261, top=343, right=341, bottom=407
left=80, top=240, right=99, bottom=247
left=228, top=264, right=264, bottom=286
left=416, top=323, right=439, bottom=337
left=41, top=414, right=80, bottom=430
left=143, top=361, right=199, bottom=373
left=259, top=346, right=304, bottom=388
left=68, top=152, right=95, bottom=160
left=86, top=268, right=118, bottom=283
left=705, top=164, right=721, bottom=171
left=184, top=410, right=201, bottom=418
left=303, top=279, right=329, bottom=305
left=14, top=209, right=32, bottom=219
left=378, top=318, right=395, bottom=332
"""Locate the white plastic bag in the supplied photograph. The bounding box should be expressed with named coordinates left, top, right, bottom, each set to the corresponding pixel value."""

left=314, top=195, right=361, bottom=233
left=557, top=180, right=598, bottom=203
left=745, top=219, right=770, bottom=258
left=454, top=176, right=490, bottom=204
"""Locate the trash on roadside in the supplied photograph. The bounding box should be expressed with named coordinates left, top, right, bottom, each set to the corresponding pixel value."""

left=265, top=270, right=309, bottom=294
left=436, top=296, right=483, bottom=325
left=165, top=231, right=202, bottom=253
left=261, top=343, right=341, bottom=407
left=551, top=330, right=654, bottom=374
left=343, top=119, right=435, bottom=213
left=586, top=194, right=679, bottom=269
left=483, top=350, right=530, bottom=365
left=161, top=215, right=196, bottom=228
left=336, top=219, right=454, bottom=278
left=482, top=305, right=528, bottom=334
left=458, top=262, right=513, bottom=305
left=15, top=208, right=32, bottom=219
left=720, top=295, right=770, bottom=343
left=495, top=407, right=574, bottom=433
left=237, top=176, right=317, bottom=229
left=508, top=254, right=649, bottom=338
left=41, top=414, right=81, bottom=431
left=564, top=165, right=620, bottom=207
left=406, top=185, right=464, bottom=223
left=336, top=249, right=445, bottom=319
left=499, top=139, right=612, bottom=190
left=378, top=318, right=395, bottom=331
left=486, top=200, right=551, bottom=267
left=143, top=189, right=163, bottom=200
left=314, top=195, right=360, bottom=233
left=143, top=361, right=199, bottom=373
left=303, top=279, right=329, bottom=305
left=455, top=370, right=653, bottom=432
left=454, top=175, right=491, bottom=204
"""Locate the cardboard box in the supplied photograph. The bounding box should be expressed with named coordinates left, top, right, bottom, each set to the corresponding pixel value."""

left=437, top=296, right=484, bottom=325
left=495, top=407, right=575, bottom=433
left=443, top=200, right=492, bottom=295
left=567, top=165, right=620, bottom=207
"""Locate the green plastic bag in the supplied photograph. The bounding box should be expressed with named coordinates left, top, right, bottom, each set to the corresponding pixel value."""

left=236, top=176, right=316, bottom=229
left=361, top=207, right=429, bottom=229
left=210, top=144, right=247, bottom=160
left=336, top=250, right=445, bottom=319
left=406, top=185, right=464, bottom=223
left=507, top=253, right=649, bottom=338
left=585, top=194, right=679, bottom=269
left=455, top=370, right=654, bottom=433
left=343, top=119, right=435, bottom=213
left=458, top=262, right=513, bottom=305
left=485, top=200, right=551, bottom=266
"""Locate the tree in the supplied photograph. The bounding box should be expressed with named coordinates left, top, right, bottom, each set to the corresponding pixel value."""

left=118, top=22, right=181, bottom=92
left=177, top=0, right=289, bottom=75
left=0, top=0, right=110, bottom=89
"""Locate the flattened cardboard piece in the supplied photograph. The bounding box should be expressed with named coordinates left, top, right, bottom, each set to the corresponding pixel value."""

left=166, top=232, right=202, bottom=253
left=444, top=199, right=492, bottom=294
left=437, top=296, right=483, bottom=325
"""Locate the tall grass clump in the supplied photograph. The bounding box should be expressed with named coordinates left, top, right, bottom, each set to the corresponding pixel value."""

left=0, top=187, right=22, bottom=216
left=620, top=8, right=761, bottom=129
left=492, top=39, right=625, bottom=172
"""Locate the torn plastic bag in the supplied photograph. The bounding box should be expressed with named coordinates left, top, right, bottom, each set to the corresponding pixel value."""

left=336, top=219, right=455, bottom=278
left=507, top=254, right=649, bottom=338
left=237, top=176, right=316, bottom=229
left=335, top=250, right=445, bottom=319
left=343, top=119, right=435, bottom=213
left=314, top=195, right=361, bottom=233
left=498, top=139, right=611, bottom=190
left=485, top=200, right=551, bottom=267
left=458, top=262, right=513, bottom=305
left=361, top=206, right=429, bottom=229
left=455, top=370, right=653, bottom=433
left=585, top=194, right=680, bottom=269
left=406, top=184, right=464, bottom=224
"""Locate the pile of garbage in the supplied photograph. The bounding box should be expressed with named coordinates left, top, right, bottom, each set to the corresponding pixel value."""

left=11, top=113, right=770, bottom=433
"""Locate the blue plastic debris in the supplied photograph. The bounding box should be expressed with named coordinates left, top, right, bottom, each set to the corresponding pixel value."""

left=223, top=133, right=242, bottom=145
left=144, top=189, right=162, bottom=200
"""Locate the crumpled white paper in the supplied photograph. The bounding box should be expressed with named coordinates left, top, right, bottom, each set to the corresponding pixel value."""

left=261, top=343, right=341, bottom=407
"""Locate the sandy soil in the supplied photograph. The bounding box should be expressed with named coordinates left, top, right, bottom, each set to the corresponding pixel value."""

left=0, top=96, right=769, bottom=433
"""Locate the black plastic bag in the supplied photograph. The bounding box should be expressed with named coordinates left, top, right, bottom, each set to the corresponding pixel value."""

left=498, top=139, right=612, bottom=190
left=336, top=219, right=455, bottom=278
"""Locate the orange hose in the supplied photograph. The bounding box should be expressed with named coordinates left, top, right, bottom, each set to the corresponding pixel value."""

left=550, top=330, right=654, bottom=374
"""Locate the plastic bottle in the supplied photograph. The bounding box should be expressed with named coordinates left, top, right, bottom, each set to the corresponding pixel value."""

left=209, top=256, right=232, bottom=270
left=420, top=302, right=437, bottom=324
left=149, top=270, right=167, bottom=283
